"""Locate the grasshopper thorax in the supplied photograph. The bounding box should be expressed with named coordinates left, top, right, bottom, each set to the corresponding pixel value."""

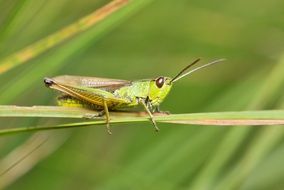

left=148, top=76, right=173, bottom=106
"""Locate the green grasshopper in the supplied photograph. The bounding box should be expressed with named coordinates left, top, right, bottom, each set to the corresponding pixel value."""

left=44, top=58, right=224, bottom=134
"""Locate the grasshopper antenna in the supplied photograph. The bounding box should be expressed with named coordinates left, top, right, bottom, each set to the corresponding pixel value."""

left=171, top=58, right=226, bottom=83
left=171, top=58, right=201, bottom=83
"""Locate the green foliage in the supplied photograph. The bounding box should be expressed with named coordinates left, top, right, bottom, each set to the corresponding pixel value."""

left=0, top=0, right=284, bottom=189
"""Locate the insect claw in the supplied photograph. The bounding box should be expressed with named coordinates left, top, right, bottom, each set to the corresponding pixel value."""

left=149, top=117, right=160, bottom=132
left=107, top=124, right=112, bottom=135
left=151, top=119, right=159, bottom=132
left=154, top=125, right=160, bottom=132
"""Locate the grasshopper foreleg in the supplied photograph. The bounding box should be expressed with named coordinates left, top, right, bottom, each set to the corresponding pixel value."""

left=145, top=98, right=170, bottom=115
left=138, top=98, right=159, bottom=132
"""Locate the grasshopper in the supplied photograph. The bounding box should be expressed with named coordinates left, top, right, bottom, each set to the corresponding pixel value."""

left=44, top=58, right=224, bottom=134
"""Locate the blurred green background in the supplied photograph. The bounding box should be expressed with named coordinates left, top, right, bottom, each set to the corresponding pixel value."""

left=0, top=0, right=284, bottom=189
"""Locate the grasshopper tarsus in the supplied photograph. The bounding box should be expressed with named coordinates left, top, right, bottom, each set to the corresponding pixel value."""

left=107, top=124, right=112, bottom=135
left=85, top=110, right=105, bottom=118
left=154, top=125, right=160, bottom=132
left=148, top=113, right=159, bottom=132
left=83, top=111, right=104, bottom=119
left=152, top=119, right=160, bottom=132
left=83, top=113, right=94, bottom=119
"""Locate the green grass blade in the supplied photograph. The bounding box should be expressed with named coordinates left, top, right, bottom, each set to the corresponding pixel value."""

left=0, top=105, right=284, bottom=120
left=0, top=105, right=284, bottom=136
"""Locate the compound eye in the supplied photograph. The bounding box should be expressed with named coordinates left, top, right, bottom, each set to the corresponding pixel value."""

left=155, top=77, right=164, bottom=88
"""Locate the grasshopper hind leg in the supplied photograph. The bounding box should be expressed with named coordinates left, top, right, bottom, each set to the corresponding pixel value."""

left=102, top=99, right=112, bottom=135
left=58, top=95, right=112, bottom=134
left=83, top=110, right=111, bottom=135
left=84, top=99, right=112, bottom=135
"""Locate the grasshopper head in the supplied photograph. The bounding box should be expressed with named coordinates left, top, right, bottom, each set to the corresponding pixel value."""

left=149, top=76, right=173, bottom=106
left=148, top=58, right=225, bottom=107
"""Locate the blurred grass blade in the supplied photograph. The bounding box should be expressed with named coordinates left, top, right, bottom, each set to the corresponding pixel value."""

left=0, top=0, right=154, bottom=104
left=212, top=56, right=284, bottom=189
left=0, top=133, right=68, bottom=189
left=1, top=118, right=284, bottom=136
left=0, top=0, right=129, bottom=74
left=191, top=55, right=284, bottom=190
left=0, top=0, right=27, bottom=43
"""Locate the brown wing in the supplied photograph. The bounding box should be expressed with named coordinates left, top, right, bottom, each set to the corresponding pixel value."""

left=44, top=78, right=131, bottom=108
left=52, top=75, right=132, bottom=91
